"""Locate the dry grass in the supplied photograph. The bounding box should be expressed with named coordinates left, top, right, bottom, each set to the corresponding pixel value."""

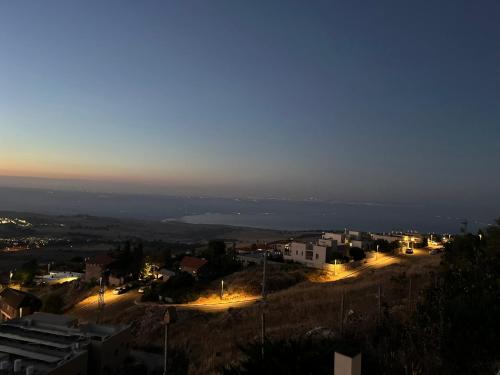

left=113, top=251, right=441, bottom=374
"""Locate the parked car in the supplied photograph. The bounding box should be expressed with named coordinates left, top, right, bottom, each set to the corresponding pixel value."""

left=429, top=249, right=438, bottom=255
left=113, top=286, right=127, bottom=295
left=405, top=248, right=414, bottom=254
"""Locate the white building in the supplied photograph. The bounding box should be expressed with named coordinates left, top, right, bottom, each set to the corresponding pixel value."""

left=350, top=239, right=371, bottom=250
left=284, top=242, right=332, bottom=268
left=370, top=234, right=401, bottom=243
left=347, top=230, right=362, bottom=240
left=323, top=232, right=345, bottom=244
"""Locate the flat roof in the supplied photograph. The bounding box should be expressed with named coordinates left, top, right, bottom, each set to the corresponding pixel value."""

left=0, top=313, right=129, bottom=374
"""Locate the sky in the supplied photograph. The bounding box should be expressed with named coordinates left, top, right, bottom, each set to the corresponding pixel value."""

left=0, top=0, right=499, bottom=203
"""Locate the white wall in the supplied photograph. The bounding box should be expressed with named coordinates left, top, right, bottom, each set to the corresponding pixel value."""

left=284, top=242, right=328, bottom=268
left=323, top=233, right=345, bottom=244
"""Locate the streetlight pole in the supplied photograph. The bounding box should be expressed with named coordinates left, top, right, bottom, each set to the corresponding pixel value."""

left=163, top=323, right=168, bottom=374
left=261, top=246, right=267, bottom=360
left=221, top=279, right=224, bottom=300
left=376, top=245, right=379, bottom=261
left=163, top=307, right=177, bottom=375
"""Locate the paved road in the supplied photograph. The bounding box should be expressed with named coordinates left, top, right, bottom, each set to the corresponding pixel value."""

left=174, top=297, right=261, bottom=312
left=68, top=289, right=141, bottom=322
left=68, top=251, right=430, bottom=319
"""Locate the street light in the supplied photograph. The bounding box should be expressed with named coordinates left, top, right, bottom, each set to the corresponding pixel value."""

left=376, top=245, right=379, bottom=260
left=220, top=279, right=224, bottom=300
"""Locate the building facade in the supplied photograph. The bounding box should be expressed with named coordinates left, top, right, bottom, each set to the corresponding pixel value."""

left=284, top=242, right=332, bottom=268
left=0, top=312, right=131, bottom=374
left=0, top=288, right=41, bottom=321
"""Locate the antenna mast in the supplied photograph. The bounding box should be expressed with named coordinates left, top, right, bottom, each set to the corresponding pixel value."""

left=97, top=277, right=105, bottom=323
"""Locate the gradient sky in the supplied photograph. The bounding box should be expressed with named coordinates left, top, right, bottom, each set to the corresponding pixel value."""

left=1, top=0, right=499, bottom=202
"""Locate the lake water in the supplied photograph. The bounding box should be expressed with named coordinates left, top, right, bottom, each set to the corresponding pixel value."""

left=0, top=186, right=495, bottom=233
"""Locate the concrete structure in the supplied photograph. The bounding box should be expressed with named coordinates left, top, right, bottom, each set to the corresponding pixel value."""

left=323, top=231, right=372, bottom=251
left=347, top=230, right=362, bottom=240
left=334, top=351, right=362, bottom=375
left=0, top=312, right=131, bottom=374
left=84, top=255, right=114, bottom=283
left=323, top=232, right=345, bottom=244
left=317, top=238, right=337, bottom=248
left=350, top=240, right=371, bottom=251
left=0, top=288, right=41, bottom=322
left=370, top=234, right=401, bottom=243
left=237, top=252, right=264, bottom=266
left=108, top=273, right=125, bottom=287
left=284, top=242, right=332, bottom=268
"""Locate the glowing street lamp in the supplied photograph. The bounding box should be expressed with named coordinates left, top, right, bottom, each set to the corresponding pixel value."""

left=220, top=280, right=224, bottom=300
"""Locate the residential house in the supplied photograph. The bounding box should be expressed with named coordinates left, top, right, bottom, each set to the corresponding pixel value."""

left=84, top=255, right=114, bottom=283
left=179, top=256, right=208, bottom=278
left=323, top=232, right=345, bottom=244
left=0, top=288, right=41, bottom=321
left=284, top=242, right=332, bottom=268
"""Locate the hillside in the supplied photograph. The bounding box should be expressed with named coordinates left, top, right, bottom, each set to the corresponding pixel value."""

left=110, top=250, right=441, bottom=374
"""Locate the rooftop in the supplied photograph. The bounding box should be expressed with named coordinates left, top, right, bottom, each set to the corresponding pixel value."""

left=0, top=288, right=41, bottom=310
left=0, top=313, right=129, bottom=374
left=86, top=254, right=114, bottom=266
left=180, top=256, right=208, bottom=271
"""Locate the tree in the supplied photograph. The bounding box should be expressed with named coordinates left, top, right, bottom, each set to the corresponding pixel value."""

left=42, top=293, right=64, bottom=314
left=329, top=252, right=349, bottom=263
left=413, top=220, right=500, bottom=374
left=11, top=259, right=38, bottom=285
left=223, top=336, right=364, bottom=375
left=349, top=247, right=365, bottom=261
left=202, top=240, right=241, bottom=278
left=206, top=240, right=226, bottom=258
left=373, top=239, right=399, bottom=253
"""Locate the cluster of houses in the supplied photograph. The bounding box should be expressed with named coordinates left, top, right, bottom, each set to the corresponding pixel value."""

left=280, top=230, right=423, bottom=269
left=84, top=254, right=210, bottom=286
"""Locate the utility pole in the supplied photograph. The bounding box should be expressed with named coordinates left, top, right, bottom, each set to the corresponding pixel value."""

left=261, top=245, right=267, bottom=360
left=163, top=307, right=177, bottom=375
left=97, top=277, right=105, bottom=324
left=408, top=277, right=412, bottom=312
left=377, top=284, right=382, bottom=326
left=340, top=290, right=345, bottom=337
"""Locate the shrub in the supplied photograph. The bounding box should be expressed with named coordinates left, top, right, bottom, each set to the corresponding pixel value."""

left=349, top=247, right=365, bottom=261
left=42, top=293, right=64, bottom=314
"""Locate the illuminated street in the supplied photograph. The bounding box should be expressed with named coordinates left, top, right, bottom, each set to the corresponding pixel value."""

left=67, top=251, right=435, bottom=319
left=68, top=289, right=141, bottom=322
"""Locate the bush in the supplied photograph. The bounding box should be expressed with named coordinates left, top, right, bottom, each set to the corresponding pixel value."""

left=42, top=293, right=64, bottom=314
left=329, top=252, right=349, bottom=263
left=11, top=259, right=38, bottom=286
left=349, top=247, right=365, bottom=261
left=223, top=336, right=363, bottom=375
left=141, top=287, right=158, bottom=302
